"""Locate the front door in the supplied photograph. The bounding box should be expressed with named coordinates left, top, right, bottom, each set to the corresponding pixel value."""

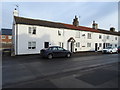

left=44, top=42, right=49, bottom=48
left=70, top=42, right=74, bottom=52
left=103, top=43, right=106, bottom=49
left=95, top=43, right=98, bottom=51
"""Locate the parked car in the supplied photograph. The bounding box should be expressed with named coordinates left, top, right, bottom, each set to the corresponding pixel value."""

left=40, top=46, right=72, bottom=59
left=102, top=46, right=118, bottom=54
left=118, top=46, right=120, bottom=53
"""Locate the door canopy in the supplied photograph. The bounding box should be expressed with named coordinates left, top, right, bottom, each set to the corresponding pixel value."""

left=68, top=37, right=76, bottom=43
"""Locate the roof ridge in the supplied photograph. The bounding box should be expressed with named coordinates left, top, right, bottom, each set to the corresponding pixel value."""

left=14, top=16, right=64, bottom=25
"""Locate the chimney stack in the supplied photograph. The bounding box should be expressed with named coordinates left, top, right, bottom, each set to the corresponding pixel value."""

left=92, top=21, right=98, bottom=29
left=110, top=27, right=115, bottom=32
left=13, top=8, right=19, bottom=16
left=73, top=15, right=79, bottom=27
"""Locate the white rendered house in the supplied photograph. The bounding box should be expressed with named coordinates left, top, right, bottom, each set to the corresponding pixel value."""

left=12, top=10, right=120, bottom=55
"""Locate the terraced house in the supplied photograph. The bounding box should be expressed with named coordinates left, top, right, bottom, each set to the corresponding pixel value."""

left=12, top=9, right=120, bottom=55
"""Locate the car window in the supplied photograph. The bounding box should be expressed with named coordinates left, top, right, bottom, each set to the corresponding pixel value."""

left=48, top=47, right=52, bottom=50
left=106, top=47, right=112, bottom=49
left=58, top=47, right=64, bottom=50
left=52, top=47, right=58, bottom=50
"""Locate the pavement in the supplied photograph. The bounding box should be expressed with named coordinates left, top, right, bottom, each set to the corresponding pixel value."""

left=2, top=52, right=120, bottom=88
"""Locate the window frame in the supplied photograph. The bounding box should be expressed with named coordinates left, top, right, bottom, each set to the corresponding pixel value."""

left=28, top=41, right=36, bottom=49
left=87, top=43, right=91, bottom=47
left=87, top=33, right=92, bottom=39
left=75, top=32, right=80, bottom=38
left=99, top=35, right=102, bottom=39
left=76, top=42, right=80, bottom=47
left=28, top=27, right=36, bottom=35
left=115, top=37, right=117, bottom=40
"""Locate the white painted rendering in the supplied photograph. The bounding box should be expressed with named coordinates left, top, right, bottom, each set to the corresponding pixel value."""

left=12, top=23, right=119, bottom=55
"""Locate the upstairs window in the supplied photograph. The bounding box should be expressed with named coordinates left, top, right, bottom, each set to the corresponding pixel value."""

left=99, top=35, right=102, bottom=39
left=58, top=30, right=62, bottom=36
left=87, top=33, right=91, bottom=39
left=28, top=41, right=36, bottom=49
left=107, top=35, right=109, bottom=39
left=75, top=32, right=80, bottom=38
left=115, top=37, right=117, bottom=40
left=59, top=42, right=64, bottom=48
left=28, top=27, right=36, bottom=34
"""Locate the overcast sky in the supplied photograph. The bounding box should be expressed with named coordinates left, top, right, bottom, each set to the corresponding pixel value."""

left=1, top=1, right=119, bottom=31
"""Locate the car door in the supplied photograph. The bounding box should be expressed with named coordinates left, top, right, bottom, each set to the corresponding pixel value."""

left=52, top=47, right=60, bottom=57
left=57, top=47, right=66, bottom=57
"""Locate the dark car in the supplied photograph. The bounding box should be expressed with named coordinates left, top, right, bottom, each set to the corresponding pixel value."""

left=118, top=46, right=120, bottom=53
left=40, top=46, right=72, bottom=59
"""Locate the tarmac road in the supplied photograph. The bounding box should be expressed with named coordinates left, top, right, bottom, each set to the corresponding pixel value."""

left=2, top=53, right=120, bottom=88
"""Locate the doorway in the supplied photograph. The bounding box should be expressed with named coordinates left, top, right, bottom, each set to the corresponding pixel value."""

left=103, top=43, right=106, bottom=49
left=70, top=42, right=74, bottom=52
left=68, top=37, right=75, bottom=52
left=95, top=43, right=98, bottom=51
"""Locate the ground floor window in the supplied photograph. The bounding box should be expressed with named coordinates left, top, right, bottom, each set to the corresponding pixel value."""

left=106, top=43, right=110, bottom=47
left=87, top=43, right=91, bottom=47
left=76, top=42, right=80, bottom=47
left=99, top=43, right=102, bottom=47
left=59, top=42, right=64, bottom=48
left=28, top=41, right=36, bottom=49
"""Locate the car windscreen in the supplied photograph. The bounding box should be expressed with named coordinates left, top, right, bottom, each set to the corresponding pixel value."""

left=106, top=47, right=112, bottom=49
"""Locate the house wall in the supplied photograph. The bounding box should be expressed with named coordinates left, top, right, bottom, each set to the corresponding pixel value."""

left=14, top=24, right=119, bottom=55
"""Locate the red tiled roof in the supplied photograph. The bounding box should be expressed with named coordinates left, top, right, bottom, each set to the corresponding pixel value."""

left=14, top=16, right=120, bottom=36
left=63, top=23, right=100, bottom=33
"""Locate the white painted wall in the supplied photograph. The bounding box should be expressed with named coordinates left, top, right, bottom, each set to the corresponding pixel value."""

left=14, top=24, right=119, bottom=55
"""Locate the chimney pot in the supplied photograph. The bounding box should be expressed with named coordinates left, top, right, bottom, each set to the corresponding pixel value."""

left=73, top=15, right=79, bottom=27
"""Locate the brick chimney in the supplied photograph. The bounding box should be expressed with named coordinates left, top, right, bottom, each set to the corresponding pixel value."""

left=73, top=15, right=79, bottom=27
left=92, top=21, right=98, bottom=29
left=110, top=27, right=115, bottom=32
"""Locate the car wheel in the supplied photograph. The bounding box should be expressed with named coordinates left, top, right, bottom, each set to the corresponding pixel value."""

left=110, top=51, right=112, bottom=54
left=66, top=53, right=71, bottom=58
left=48, top=54, right=53, bottom=59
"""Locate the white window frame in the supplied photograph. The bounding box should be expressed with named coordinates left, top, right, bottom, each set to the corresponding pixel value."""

left=115, top=37, right=117, bottom=40
left=28, top=27, right=36, bottom=35
left=87, top=43, right=91, bottom=47
left=28, top=41, right=36, bottom=49
left=87, top=33, right=92, bottom=39
left=76, top=42, right=80, bottom=47
left=107, top=35, right=109, bottom=39
left=58, top=30, right=62, bottom=36
left=99, top=35, right=102, bottom=39
left=75, top=32, right=80, bottom=38
left=99, top=43, right=102, bottom=47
